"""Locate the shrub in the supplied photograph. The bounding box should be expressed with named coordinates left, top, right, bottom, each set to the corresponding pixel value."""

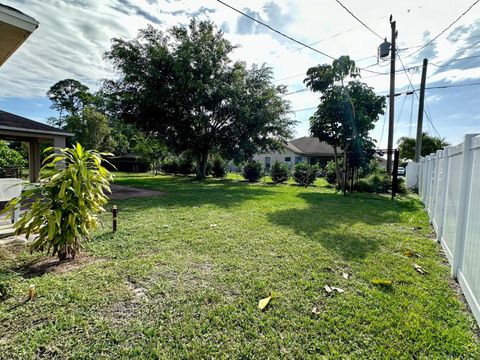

left=205, top=161, right=213, bottom=176
left=161, top=157, right=179, bottom=174
left=354, top=173, right=390, bottom=193
left=270, top=161, right=290, bottom=184
left=396, top=177, right=407, bottom=195
left=242, top=160, right=263, bottom=182
left=1, top=143, right=113, bottom=261
left=211, top=156, right=228, bottom=178
left=325, top=160, right=337, bottom=185
left=293, top=162, right=319, bottom=187
left=0, top=140, right=26, bottom=169
left=177, top=156, right=195, bottom=175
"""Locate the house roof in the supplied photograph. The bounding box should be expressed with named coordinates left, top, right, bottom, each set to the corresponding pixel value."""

left=0, top=110, right=72, bottom=137
left=289, top=136, right=338, bottom=156
left=0, top=3, right=39, bottom=67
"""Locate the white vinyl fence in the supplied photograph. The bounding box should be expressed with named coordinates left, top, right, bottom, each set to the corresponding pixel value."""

left=415, top=133, right=480, bottom=325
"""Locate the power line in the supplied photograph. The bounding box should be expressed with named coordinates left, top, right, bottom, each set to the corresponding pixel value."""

left=425, top=82, right=480, bottom=90
left=407, top=0, right=480, bottom=57
left=424, top=97, right=441, bottom=138
left=409, top=90, right=415, bottom=137
left=334, top=0, right=384, bottom=40
left=283, top=88, right=308, bottom=96
left=217, top=0, right=387, bottom=76
left=216, top=0, right=335, bottom=60
left=397, top=52, right=442, bottom=139
left=292, top=107, right=317, bottom=112
left=378, top=102, right=388, bottom=148
left=430, top=54, right=480, bottom=67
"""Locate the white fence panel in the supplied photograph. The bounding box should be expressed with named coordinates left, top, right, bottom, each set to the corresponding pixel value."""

left=432, top=150, right=446, bottom=236
left=457, top=135, right=480, bottom=323
left=440, top=144, right=463, bottom=262
left=417, top=134, right=480, bottom=326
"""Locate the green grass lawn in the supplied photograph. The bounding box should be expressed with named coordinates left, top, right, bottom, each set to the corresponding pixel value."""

left=1, top=173, right=479, bottom=359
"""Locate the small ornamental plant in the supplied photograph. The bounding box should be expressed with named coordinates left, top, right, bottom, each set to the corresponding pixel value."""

left=242, top=160, right=263, bottom=182
left=293, top=162, right=319, bottom=187
left=211, top=156, right=228, bottom=178
left=270, top=161, right=290, bottom=184
left=2, top=143, right=113, bottom=261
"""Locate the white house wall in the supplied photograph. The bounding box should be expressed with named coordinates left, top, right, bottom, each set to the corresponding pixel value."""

left=252, top=148, right=303, bottom=170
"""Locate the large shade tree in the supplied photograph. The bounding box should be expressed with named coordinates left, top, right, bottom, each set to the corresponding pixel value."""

left=103, top=20, right=294, bottom=178
left=398, top=133, right=449, bottom=160
left=305, top=56, right=386, bottom=189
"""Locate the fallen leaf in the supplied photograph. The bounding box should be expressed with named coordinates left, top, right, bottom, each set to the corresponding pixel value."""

left=324, top=285, right=344, bottom=294
left=342, top=272, right=349, bottom=280
left=405, top=251, right=422, bottom=258
left=311, top=306, right=321, bottom=314
left=413, top=263, right=427, bottom=275
left=258, top=293, right=274, bottom=311
left=371, top=279, right=393, bottom=287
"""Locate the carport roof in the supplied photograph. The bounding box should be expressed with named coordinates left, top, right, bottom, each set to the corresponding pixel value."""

left=0, top=109, right=72, bottom=137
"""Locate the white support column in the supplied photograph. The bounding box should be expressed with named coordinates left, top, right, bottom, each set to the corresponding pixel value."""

left=452, top=134, right=478, bottom=279
left=53, top=136, right=66, bottom=169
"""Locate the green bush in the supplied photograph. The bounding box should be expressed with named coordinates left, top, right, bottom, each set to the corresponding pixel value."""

left=177, top=156, right=194, bottom=175
left=325, top=160, right=337, bottom=185
left=293, top=162, right=319, bottom=187
left=161, top=157, right=179, bottom=174
left=0, top=141, right=26, bottom=169
left=270, top=161, right=290, bottom=184
left=354, top=172, right=390, bottom=193
left=211, top=156, right=228, bottom=178
left=396, top=177, right=407, bottom=195
left=1, top=143, right=113, bottom=261
left=242, top=160, right=263, bottom=182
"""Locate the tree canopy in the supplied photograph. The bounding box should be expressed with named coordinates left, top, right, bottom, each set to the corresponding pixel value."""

left=305, top=56, right=386, bottom=188
left=398, top=133, right=450, bottom=160
left=103, top=20, right=295, bottom=178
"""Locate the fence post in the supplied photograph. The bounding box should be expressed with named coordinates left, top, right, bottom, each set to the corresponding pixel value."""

left=452, top=134, right=477, bottom=279
left=436, top=147, right=451, bottom=243
left=418, top=158, right=424, bottom=196
left=429, top=150, right=442, bottom=222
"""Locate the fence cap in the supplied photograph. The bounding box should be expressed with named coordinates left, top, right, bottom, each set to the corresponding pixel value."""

left=470, top=134, right=480, bottom=149
left=449, top=142, right=464, bottom=156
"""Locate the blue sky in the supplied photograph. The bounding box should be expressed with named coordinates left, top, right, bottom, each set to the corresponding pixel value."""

left=1, top=0, right=479, bottom=147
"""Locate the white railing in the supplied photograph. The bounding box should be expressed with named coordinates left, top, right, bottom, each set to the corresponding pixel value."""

left=415, top=133, right=480, bottom=325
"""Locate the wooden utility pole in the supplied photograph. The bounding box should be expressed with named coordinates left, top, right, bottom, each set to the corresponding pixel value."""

left=386, top=18, right=397, bottom=175
left=414, top=58, right=428, bottom=162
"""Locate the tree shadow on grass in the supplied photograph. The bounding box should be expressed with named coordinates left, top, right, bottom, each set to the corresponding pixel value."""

left=267, top=192, right=420, bottom=261
left=110, top=175, right=277, bottom=212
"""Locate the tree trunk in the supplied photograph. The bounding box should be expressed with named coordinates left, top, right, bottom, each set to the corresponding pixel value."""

left=195, top=150, right=209, bottom=180
left=333, top=146, right=343, bottom=190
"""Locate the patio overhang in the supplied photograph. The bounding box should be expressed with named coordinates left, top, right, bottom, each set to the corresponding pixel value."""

left=0, top=110, right=73, bottom=182
left=0, top=3, right=39, bottom=67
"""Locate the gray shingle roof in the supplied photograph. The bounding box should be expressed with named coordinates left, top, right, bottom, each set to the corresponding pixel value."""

left=289, top=136, right=338, bottom=155
left=0, top=110, right=72, bottom=136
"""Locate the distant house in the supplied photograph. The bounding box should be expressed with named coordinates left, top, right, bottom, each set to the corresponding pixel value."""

left=253, top=136, right=339, bottom=170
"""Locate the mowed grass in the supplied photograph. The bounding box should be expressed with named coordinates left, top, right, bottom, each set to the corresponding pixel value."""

left=1, top=173, right=479, bottom=359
